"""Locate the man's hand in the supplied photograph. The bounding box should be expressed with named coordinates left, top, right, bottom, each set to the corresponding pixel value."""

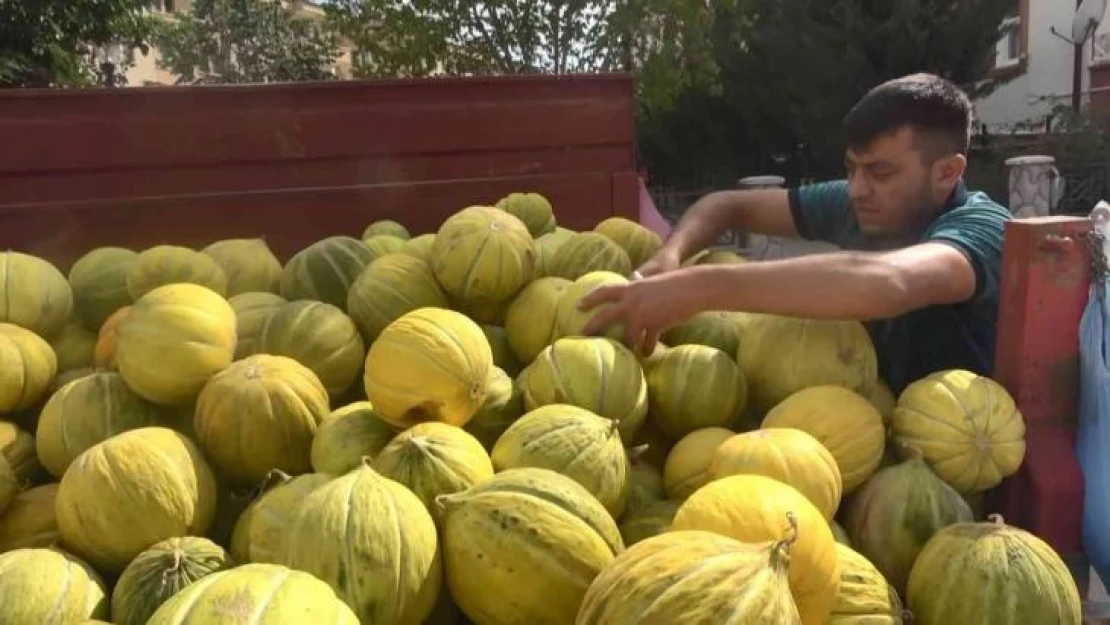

left=634, top=247, right=682, bottom=279
left=578, top=273, right=697, bottom=355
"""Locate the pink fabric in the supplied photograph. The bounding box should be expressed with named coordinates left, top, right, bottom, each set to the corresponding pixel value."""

left=637, top=176, right=672, bottom=239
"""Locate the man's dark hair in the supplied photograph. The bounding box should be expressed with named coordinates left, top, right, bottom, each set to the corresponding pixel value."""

left=843, top=73, right=973, bottom=160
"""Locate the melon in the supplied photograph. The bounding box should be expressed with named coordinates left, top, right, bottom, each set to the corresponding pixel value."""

left=363, top=234, right=407, bottom=260
left=492, top=403, right=631, bottom=518
left=594, top=216, right=663, bottom=269
left=0, top=455, right=15, bottom=516
left=115, top=284, right=237, bottom=406
left=0, top=323, right=57, bottom=413
left=111, top=536, right=231, bottom=625
left=93, top=304, right=130, bottom=369
left=553, top=270, right=629, bottom=341
left=194, top=355, right=330, bottom=485
left=283, top=463, right=442, bottom=624
left=519, top=336, right=648, bottom=441
left=546, top=231, right=632, bottom=280
left=363, top=219, right=411, bottom=240
left=363, top=307, right=492, bottom=428
left=866, top=379, right=897, bottom=425
left=0, top=548, right=108, bottom=622
left=662, top=310, right=742, bottom=356
left=346, top=252, right=449, bottom=341
left=256, top=300, right=365, bottom=399
left=624, top=455, right=666, bottom=516
left=431, top=206, right=537, bottom=311
left=0, top=250, right=74, bottom=339
left=54, top=427, right=218, bottom=573
left=905, top=514, right=1082, bottom=624
left=630, top=418, right=674, bottom=472
left=309, top=401, right=397, bottom=475
left=201, top=238, right=282, bottom=295
left=0, top=483, right=58, bottom=551
left=35, top=370, right=171, bottom=478
left=671, top=473, right=840, bottom=625
left=892, top=369, right=1026, bottom=494
left=662, top=427, right=735, bottom=499
left=577, top=529, right=801, bottom=625
left=647, top=344, right=748, bottom=439
left=230, top=470, right=332, bottom=564
left=373, top=421, right=494, bottom=513
left=709, top=427, right=843, bottom=521
left=126, top=245, right=229, bottom=300
left=401, top=233, right=436, bottom=261
left=618, top=499, right=681, bottom=547
left=740, top=315, right=878, bottom=414
left=50, top=320, right=97, bottom=372
left=504, top=276, right=572, bottom=363
left=0, top=421, right=41, bottom=487
left=481, top=324, right=523, bottom=376
left=146, top=563, right=359, bottom=624
left=763, top=385, right=885, bottom=493
left=495, top=191, right=557, bottom=237
left=828, top=543, right=903, bottom=624
left=463, top=366, right=525, bottom=450
left=534, top=228, right=575, bottom=277
left=67, top=246, right=138, bottom=332
left=228, top=291, right=287, bottom=360
left=50, top=366, right=96, bottom=394
left=280, top=235, right=375, bottom=309
left=436, top=468, right=623, bottom=624
left=842, top=452, right=974, bottom=594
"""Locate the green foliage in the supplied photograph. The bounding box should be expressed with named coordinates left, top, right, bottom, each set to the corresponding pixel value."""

left=0, top=0, right=152, bottom=87
left=152, top=0, right=341, bottom=84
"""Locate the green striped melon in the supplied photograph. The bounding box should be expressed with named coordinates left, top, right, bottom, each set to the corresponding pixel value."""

left=431, top=206, right=537, bottom=313
left=346, top=253, right=449, bottom=341
left=126, top=245, right=229, bottom=300
left=257, top=300, right=365, bottom=399
left=546, top=231, right=632, bottom=280
left=279, top=236, right=375, bottom=308
left=67, top=247, right=138, bottom=332
left=495, top=191, right=557, bottom=237
left=111, top=536, right=231, bottom=625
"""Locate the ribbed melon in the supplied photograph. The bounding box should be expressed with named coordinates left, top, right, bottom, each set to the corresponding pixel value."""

left=55, top=427, right=218, bottom=573
left=309, top=401, right=397, bottom=475
left=763, top=385, right=885, bottom=494
left=546, top=231, right=632, bottom=280
left=647, top=344, right=747, bottom=439
left=0, top=251, right=74, bottom=340
left=364, top=307, right=493, bottom=428
left=0, top=548, right=108, bottom=622
left=257, top=300, right=365, bottom=399
left=683, top=248, right=748, bottom=265
left=504, top=276, right=571, bottom=363
left=492, top=403, right=631, bottom=518
left=624, top=456, right=666, bottom=516
left=436, top=468, right=623, bottom=625
left=363, top=219, right=411, bottom=240
left=577, top=529, right=801, bottom=625
left=201, top=238, right=282, bottom=296
left=892, top=369, right=1026, bottom=494
left=662, top=310, right=742, bottom=357
left=228, top=291, right=287, bottom=360
left=0, top=455, right=15, bottom=516
left=481, top=324, right=523, bottom=376
left=373, top=422, right=494, bottom=513
left=35, top=370, right=170, bottom=478
left=709, top=427, right=843, bottom=521
left=672, top=473, right=840, bottom=625
left=111, top=536, right=231, bottom=625
left=0, top=483, right=58, bottom=551
left=93, top=304, right=130, bottom=370
left=828, top=543, right=903, bottom=624
left=618, top=499, right=681, bottom=547
left=0, top=420, right=41, bottom=488
left=463, top=366, right=525, bottom=450
left=431, top=206, right=537, bottom=312
left=401, top=233, right=436, bottom=261
left=520, top=336, right=648, bottom=441
left=283, top=463, right=442, bottom=624
left=146, top=563, right=359, bottom=624
left=495, top=191, right=557, bottom=237
left=126, top=245, right=229, bottom=300
left=230, top=470, right=332, bottom=564
left=363, top=234, right=407, bottom=260
left=67, top=247, right=138, bottom=332
left=905, top=515, right=1082, bottom=625
left=594, top=216, right=662, bottom=268
left=280, top=235, right=375, bottom=308
left=194, top=355, right=330, bottom=485
left=50, top=320, right=97, bottom=372
left=115, top=284, right=237, bottom=406
left=0, top=323, right=57, bottom=414
left=662, top=427, right=735, bottom=499
left=346, top=252, right=449, bottom=341
left=534, top=227, right=575, bottom=277
left=554, top=270, right=629, bottom=341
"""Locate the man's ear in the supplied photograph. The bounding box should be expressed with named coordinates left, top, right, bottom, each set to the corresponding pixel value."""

left=937, top=153, right=967, bottom=185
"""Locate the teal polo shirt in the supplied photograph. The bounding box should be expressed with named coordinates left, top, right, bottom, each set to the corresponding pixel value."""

left=787, top=179, right=1010, bottom=394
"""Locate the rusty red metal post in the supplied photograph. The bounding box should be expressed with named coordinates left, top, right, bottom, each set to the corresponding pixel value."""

left=990, top=215, right=1091, bottom=565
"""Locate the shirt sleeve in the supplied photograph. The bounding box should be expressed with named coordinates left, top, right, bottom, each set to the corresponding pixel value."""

left=787, top=179, right=853, bottom=245
left=925, top=200, right=1009, bottom=301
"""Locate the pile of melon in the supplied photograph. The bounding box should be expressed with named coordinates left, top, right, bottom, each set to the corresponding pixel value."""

left=0, top=192, right=1082, bottom=624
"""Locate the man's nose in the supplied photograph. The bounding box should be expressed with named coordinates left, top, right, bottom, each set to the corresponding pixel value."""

left=848, top=172, right=872, bottom=201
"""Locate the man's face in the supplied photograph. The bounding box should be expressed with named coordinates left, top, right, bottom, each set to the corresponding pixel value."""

left=845, top=126, right=950, bottom=238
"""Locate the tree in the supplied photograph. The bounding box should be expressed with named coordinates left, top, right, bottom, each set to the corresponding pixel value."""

left=0, top=0, right=152, bottom=87
left=152, top=0, right=342, bottom=84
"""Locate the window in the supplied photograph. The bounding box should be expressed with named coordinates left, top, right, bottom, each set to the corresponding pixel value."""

left=996, top=14, right=1023, bottom=68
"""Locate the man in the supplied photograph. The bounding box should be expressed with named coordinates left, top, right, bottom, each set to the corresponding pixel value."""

left=580, top=73, right=1011, bottom=394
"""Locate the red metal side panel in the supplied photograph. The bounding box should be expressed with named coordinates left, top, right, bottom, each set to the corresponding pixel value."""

left=989, top=216, right=1090, bottom=555
left=0, top=75, right=638, bottom=268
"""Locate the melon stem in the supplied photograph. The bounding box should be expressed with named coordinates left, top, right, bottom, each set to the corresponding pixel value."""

left=770, top=511, right=799, bottom=569
left=988, top=513, right=1005, bottom=525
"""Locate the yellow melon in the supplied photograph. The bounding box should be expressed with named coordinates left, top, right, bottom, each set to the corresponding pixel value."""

left=828, top=543, right=903, bottom=624
left=504, top=276, right=572, bottom=363
left=201, top=238, right=282, bottom=295
left=0, top=420, right=41, bottom=487
left=0, top=251, right=74, bottom=339
left=363, top=234, right=407, bottom=261
left=594, top=216, right=663, bottom=268
left=554, top=270, right=629, bottom=341
left=0, top=548, right=108, bottom=622
left=401, top=233, right=436, bottom=261
left=93, top=304, right=130, bottom=370
left=126, top=245, right=229, bottom=300
left=495, top=191, right=557, bottom=237
left=0, top=322, right=57, bottom=413
left=0, top=483, right=58, bottom=551
left=309, top=401, right=397, bottom=475
left=662, top=427, right=735, bottom=499
left=373, top=422, right=494, bottom=513
left=432, top=206, right=537, bottom=312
